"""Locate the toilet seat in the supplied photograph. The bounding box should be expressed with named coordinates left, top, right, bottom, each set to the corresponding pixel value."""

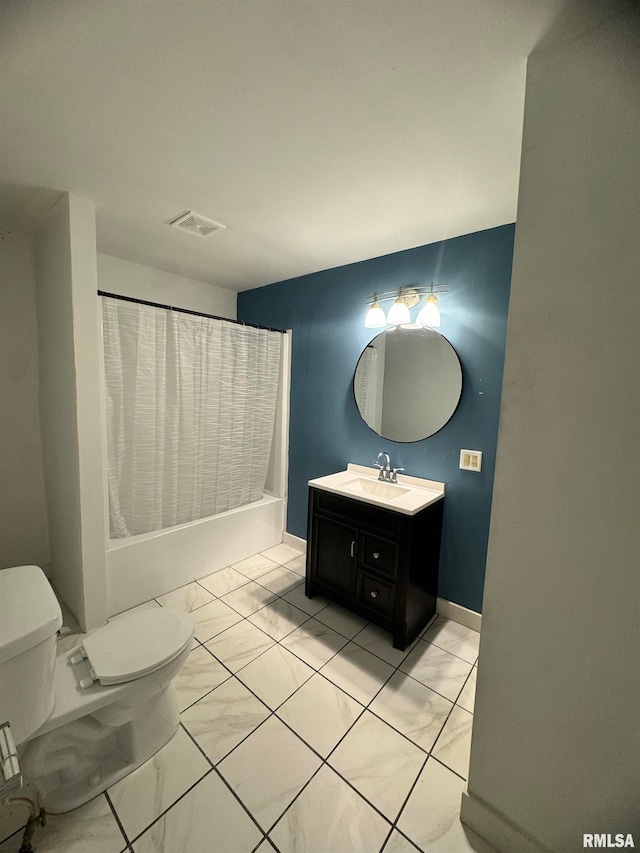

left=78, top=608, right=194, bottom=686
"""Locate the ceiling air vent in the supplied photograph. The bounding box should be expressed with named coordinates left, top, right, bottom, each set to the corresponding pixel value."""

left=170, top=211, right=226, bottom=238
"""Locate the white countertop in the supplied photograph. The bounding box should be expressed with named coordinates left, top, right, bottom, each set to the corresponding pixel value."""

left=308, top=463, right=445, bottom=515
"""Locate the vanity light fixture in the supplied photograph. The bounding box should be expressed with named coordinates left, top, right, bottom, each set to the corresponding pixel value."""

left=386, top=293, right=412, bottom=326
left=364, top=284, right=447, bottom=329
left=364, top=293, right=388, bottom=328
left=415, top=283, right=441, bottom=328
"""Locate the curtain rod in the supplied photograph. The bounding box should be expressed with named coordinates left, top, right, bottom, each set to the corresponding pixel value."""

left=97, top=291, right=286, bottom=334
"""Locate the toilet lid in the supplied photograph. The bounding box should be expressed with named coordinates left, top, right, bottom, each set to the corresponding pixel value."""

left=82, top=608, right=194, bottom=685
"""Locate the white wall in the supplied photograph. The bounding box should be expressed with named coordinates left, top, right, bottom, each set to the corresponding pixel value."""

left=36, top=194, right=108, bottom=631
left=0, top=230, right=49, bottom=569
left=97, top=253, right=237, bottom=318
left=462, top=5, right=639, bottom=852
left=25, top=222, right=236, bottom=629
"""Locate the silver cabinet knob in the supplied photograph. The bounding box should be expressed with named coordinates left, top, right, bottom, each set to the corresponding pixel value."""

left=373, top=552, right=380, bottom=559
left=370, top=590, right=379, bottom=599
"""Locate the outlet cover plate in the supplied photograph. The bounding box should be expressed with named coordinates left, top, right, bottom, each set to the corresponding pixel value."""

left=460, top=449, right=482, bottom=472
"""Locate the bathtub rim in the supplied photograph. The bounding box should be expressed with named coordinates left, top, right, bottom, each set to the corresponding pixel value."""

left=106, top=492, right=281, bottom=549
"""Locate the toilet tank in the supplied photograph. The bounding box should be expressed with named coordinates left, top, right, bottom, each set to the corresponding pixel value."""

left=0, top=566, right=63, bottom=745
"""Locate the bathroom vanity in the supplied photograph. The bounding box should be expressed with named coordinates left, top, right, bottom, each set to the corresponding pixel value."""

left=305, top=464, right=444, bottom=650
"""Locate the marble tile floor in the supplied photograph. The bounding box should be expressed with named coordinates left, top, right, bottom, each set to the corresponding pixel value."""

left=1, top=544, right=492, bottom=853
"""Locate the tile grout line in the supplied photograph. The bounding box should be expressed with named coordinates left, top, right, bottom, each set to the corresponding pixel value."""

left=194, top=578, right=373, bottom=678
left=178, top=652, right=283, bottom=767
left=110, top=644, right=280, bottom=848
left=273, top=699, right=365, bottom=765
left=256, top=712, right=424, bottom=843
left=178, top=720, right=215, bottom=769
left=105, top=791, right=132, bottom=851
left=381, top=823, right=424, bottom=853
left=139, top=552, right=308, bottom=617
left=179, top=559, right=341, bottom=843
left=163, top=553, right=451, bottom=665
left=195, top=613, right=471, bottom=788
left=424, top=670, right=471, bottom=756
left=454, top=664, right=477, bottom=713
left=276, top=613, right=474, bottom=790
left=177, top=669, right=234, bottom=716
left=60, top=551, right=439, bottom=852
left=397, top=661, right=474, bottom=706
left=118, top=551, right=474, bottom=852
left=259, top=712, right=432, bottom=850
left=193, top=580, right=316, bottom=643
left=0, top=825, right=28, bottom=851
left=132, top=677, right=463, bottom=849
left=409, top=634, right=481, bottom=667
left=378, top=825, right=397, bottom=853
left=265, top=758, right=396, bottom=842
left=208, top=761, right=270, bottom=845
left=381, top=753, right=431, bottom=849
left=121, top=765, right=215, bottom=847
left=209, top=566, right=477, bottom=694
left=187, top=601, right=472, bottom=797
left=429, top=753, right=469, bottom=783
left=178, top=616, right=399, bottom=842
left=364, top=701, right=440, bottom=758
left=201, top=615, right=444, bottom=844
left=262, top=762, right=326, bottom=838
left=187, top=559, right=295, bottom=603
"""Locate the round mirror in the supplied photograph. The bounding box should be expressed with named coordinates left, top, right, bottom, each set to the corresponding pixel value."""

left=353, top=327, right=462, bottom=442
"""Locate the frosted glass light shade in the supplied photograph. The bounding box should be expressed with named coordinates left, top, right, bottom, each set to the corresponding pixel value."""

left=365, top=301, right=387, bottom=328
left=416, top=295, right=440, bottom=328
left=387, top=298, right=411, bottom=325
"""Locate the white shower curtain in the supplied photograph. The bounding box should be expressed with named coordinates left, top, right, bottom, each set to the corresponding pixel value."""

left=102, top=297, right=282, bottom=538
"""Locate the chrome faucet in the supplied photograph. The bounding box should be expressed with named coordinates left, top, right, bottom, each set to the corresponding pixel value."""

left=374, top=452, right=404, bottom=484
left=375, top=452, right=390, bottom=479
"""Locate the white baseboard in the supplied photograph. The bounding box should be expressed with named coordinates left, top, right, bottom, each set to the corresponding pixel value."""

left=460, top=792, right=551, bottom=853
left=437, top=597, right=482, bottom=633
left=282, top=531, right=306, bottom=553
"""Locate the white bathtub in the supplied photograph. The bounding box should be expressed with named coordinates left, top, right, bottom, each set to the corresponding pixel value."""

left=105, top=494, right=285, bottom=616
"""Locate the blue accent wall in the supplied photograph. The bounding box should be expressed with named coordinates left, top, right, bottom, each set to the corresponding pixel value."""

left=238, top=224, right=514, bottom=613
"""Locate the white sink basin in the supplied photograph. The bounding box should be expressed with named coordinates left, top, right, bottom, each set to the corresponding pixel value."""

left=341, top=477, right=410, bottom=500
left=309, top=464, right=445, bottom=515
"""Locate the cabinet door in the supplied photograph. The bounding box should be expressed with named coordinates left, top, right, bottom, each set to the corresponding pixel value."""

left=312, top=515, right=357, bottom=599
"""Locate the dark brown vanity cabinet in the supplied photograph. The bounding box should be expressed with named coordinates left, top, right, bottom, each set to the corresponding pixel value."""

left=305, top=487, right=443, bottom=650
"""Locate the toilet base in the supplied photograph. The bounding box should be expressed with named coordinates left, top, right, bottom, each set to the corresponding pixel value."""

left=19, top=683, right=180, bottom=813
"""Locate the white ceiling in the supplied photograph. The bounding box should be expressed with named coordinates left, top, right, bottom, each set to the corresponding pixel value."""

left=0, top=1, right=560, bottom=292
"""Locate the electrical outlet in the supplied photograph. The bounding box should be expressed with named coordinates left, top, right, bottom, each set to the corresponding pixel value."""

left=459, top=449, right=482, bottom=472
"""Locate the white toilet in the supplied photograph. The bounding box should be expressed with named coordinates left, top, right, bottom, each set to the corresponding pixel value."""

left=0, top=565, right=194, bottom=813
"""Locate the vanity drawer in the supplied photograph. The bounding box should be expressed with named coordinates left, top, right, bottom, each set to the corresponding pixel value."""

left=313, top=490, right=399, bottom=537
left=359, top=533, right=398, bottom=579
left=356, top=572, right=395, bottom=620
